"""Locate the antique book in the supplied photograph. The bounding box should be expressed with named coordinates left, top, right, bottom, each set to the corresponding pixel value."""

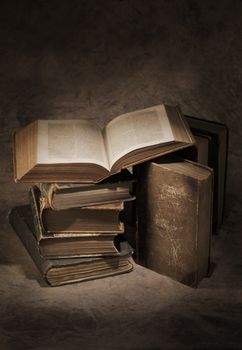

left=36, top=172, right=135, bottom=211
left=9, top=205, right=133, bottom=286
left=185, top=115, right=228, bottom=228
left=28, top=187, right=124, bottom=258
left=30, top=186, right=124, bottom=235
left=13, top=104, right=195, bottom=183
left=136, top=157, right=213, bottom=287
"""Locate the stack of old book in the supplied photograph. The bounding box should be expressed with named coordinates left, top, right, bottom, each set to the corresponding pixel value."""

left=10, top=172, right=136, bottom=286
left=10, top=103, right=227, bottom=288
left=11, top=104, right=195, bottom=286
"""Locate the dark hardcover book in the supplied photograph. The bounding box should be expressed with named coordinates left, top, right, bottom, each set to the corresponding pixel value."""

left=136, top=157, right=213, bottom=287
left=184, top=115, right=228, bottom=229
left=29, top=187, right=125, bottom=258
left=8, top=205, right=133, bottom=287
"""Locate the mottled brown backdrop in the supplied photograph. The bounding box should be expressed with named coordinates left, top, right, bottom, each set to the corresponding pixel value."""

left=1, top=1, right=242, bottom=349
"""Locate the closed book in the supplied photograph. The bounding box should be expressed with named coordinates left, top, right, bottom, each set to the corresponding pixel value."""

left=36, top=170, right=135, bottom=210
left=136, top=157, right=213, bottom=287
left=29, top=187, right=124, bottom=258
left=185, top=115, right=228, bottom=229
left=30, top=186, right=124, bottom=236
left=8, top=205, right=133, bottom=286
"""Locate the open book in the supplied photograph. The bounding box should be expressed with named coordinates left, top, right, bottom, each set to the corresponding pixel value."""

left=14, top=104, right=195, bottom=183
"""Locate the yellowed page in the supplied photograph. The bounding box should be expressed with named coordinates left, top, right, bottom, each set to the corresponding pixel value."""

left=37, top=120, right=110, bottom=170
left=105, top=105, right=174, bottom=167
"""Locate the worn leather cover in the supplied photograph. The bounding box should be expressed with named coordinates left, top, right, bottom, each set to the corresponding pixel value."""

left=136, top=157, right=213, bottom=287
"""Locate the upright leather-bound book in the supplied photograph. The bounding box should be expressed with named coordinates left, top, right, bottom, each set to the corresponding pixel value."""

left=136, top=157, right=213, bottom=287
left=184, top=115, right=228, bottom=230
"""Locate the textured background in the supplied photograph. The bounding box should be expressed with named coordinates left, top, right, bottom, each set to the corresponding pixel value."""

left=1, top=1, right=242, bottom=349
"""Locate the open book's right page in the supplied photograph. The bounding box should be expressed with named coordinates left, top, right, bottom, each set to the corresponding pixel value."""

left=104, top=105, right=174, bottom=168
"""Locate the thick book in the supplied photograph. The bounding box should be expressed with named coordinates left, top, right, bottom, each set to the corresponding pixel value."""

left=184, top=116, right=228, bottom=229
left=30, top=186, right=124, bottom=235
left=8, top=205, right=133, bottom=286
left=29, top=187, right=124, bottom=258
left=36, top=173, right=135, bottom=211
left=136, top=157, right=213, bottom=287
left=13, top=104, right=195, bottom=183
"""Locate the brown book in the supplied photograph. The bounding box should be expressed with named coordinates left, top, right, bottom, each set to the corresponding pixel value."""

left=29, top=187, right=124, bottom=258
left=8, top=205, right=133, bottom=286
left=41, top=209, right=123, bottom=234
left=13, top=104, right=195, bottom=183
left=184, top=115, right=228, bottom=228
left=136, top=157, right=213, bottom=287
left=36, top=176, right=135, bottom=211
left=30, top=186, right=124, bottom=236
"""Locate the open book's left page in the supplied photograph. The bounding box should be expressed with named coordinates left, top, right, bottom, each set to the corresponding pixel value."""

left=37, top=120, right=110, bottom=170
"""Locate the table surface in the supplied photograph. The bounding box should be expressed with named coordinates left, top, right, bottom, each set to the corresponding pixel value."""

left=0, top=197, right=242, bottom=350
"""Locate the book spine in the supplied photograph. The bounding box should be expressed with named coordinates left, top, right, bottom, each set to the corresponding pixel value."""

left=197, top=169, right=213, bottom=283
left=29, top=187, right=47, bottom=241
left=12, top=132, right=18, bottom=183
